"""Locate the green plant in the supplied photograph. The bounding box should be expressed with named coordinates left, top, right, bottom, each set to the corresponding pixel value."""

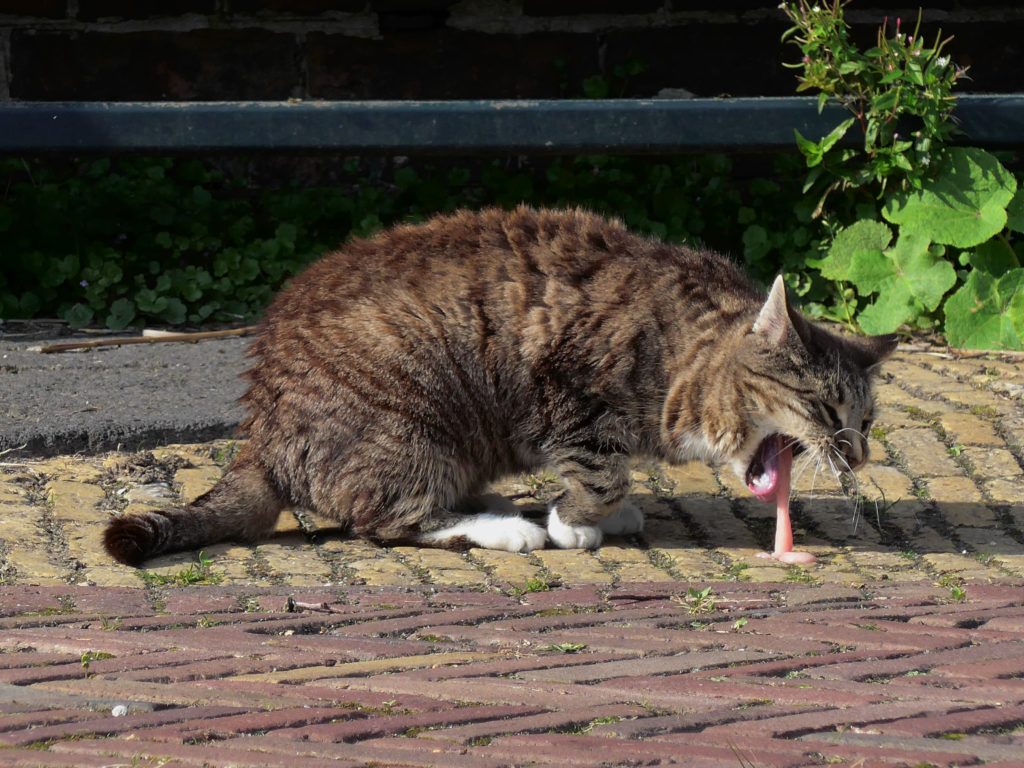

left=540, top=642, right=588, bottom=654
left=140, top=550, right=221, bottom=587
left=1, top=153, right=756, bottom=329
left=80, top=650, right=115, bottom=672
left=781, top=1, right=1024, bottom=348
left=936, top=573, right=967, bottom=602
left=582, top=58, right=647, bottom=99
left=509, top=574, right=557, bottom=598
left=785, top=565, right=818, bottom=584
left=783, top=2, right=963, bottom=203
left=675, top=586, right=717, bottom=615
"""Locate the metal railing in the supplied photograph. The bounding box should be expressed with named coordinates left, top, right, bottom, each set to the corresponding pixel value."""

left=2, top=95, right=1022, bottom=154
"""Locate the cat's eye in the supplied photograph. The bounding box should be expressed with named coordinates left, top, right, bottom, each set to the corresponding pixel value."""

left=821, top=403, right=843, bottom=431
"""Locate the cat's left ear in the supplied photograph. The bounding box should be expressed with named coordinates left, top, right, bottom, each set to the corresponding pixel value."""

left=752, top=275, right=812, bottom=347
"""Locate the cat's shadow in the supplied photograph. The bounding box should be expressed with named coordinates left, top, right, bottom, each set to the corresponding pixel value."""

left=266, top=492, right=1018, bottom=559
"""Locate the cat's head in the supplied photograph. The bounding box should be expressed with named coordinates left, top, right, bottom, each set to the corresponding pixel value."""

left=728, top=276, right=897, bottom=500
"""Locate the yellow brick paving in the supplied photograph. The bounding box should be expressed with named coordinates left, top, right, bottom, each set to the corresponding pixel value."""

left=1, top=347, right=1024, bottom=592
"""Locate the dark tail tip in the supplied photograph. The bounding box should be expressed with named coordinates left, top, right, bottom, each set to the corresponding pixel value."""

left=104, top=514, right=159, bottom=566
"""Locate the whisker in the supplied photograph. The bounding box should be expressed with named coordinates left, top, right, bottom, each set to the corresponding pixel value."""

left=835, top=426, right=868, bottom=441
left=829, top=446, right=864, bottom=533
left=764, top=436, right=803, bottom=465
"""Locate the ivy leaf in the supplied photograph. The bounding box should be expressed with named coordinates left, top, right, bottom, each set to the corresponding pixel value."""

left=742, top=225, right=770, bottom=263
left=1006, top=187, right=1024, bottom=234
left=882, top=147, right=1017, bottom=248
left=944, top=268, right=1024, bottom=350
left=159, top=298, right=187, bottom=325
left=63, top=303, right=94, bottom=329
left=106, top=298, right=136, bottom=330
left=810, top=219, right=892, bottom=280
left=856, top=233, right=956, bottom=334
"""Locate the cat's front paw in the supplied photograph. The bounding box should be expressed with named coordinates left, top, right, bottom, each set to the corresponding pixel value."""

left=547, top=506, right=603, bottom=550
left=598, top=502, right=644, bottom=535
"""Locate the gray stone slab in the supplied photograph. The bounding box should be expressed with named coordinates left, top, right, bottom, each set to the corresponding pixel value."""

left=0, top=336, right=249, bottom=457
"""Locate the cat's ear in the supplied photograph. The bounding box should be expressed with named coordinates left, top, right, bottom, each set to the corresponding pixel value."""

left=752, top=275, right=812, bottom=347
left=856, top=333, right=899, bottom=371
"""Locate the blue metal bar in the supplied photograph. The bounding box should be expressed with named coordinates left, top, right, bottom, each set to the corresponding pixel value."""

left=0, top=95, right=1022, bottom=154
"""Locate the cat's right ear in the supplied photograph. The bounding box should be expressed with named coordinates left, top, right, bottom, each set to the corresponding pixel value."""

left=752, top=275, right=811, bottom=347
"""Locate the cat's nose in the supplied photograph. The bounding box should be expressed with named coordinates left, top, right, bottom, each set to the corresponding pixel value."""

left=842, top=436, right=868, bottom=471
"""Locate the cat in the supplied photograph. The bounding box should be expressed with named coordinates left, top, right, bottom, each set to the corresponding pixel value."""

left=104, top=206, right=896, bottom=566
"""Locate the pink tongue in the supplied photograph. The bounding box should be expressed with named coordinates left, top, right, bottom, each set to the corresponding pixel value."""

left=770, top=444, right=816, bottom=565
left=749, top=436, right=780, bottom=501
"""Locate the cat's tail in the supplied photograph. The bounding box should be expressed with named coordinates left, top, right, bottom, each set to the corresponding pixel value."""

left=103, top=459, right=285, bottom=566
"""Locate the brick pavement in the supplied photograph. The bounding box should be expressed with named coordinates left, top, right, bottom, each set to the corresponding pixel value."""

left=1, top=347, right=1023, bottom=765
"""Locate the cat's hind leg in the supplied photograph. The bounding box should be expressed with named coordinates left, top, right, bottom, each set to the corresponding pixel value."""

left=314, top=440, right=546, bottom=552
left=416, top=511, right=547, bottom=552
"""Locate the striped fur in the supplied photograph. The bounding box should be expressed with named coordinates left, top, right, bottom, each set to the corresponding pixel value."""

left=104, top=206, right=895, bottom=565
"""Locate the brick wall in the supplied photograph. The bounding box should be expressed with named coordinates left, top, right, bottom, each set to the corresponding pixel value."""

left=1, top=2, right=1022, bottom=102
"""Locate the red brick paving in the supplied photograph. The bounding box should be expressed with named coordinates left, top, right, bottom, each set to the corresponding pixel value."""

left=1, top=581, right=1023, bottom=766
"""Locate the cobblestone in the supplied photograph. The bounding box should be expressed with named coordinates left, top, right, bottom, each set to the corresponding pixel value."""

left=2, top=346, right=1024, bottom=765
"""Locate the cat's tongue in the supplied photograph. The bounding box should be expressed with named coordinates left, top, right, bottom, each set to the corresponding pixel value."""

left=752, top=438, right=817, bottom=565
left=747, top=434, right=784, bottom=501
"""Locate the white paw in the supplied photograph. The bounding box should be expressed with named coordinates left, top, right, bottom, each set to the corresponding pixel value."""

left=418, top=513, right=547, bottom=553
left=547, top=506, right=603, bottom=550
left=598, top=502, right=644, bottom=535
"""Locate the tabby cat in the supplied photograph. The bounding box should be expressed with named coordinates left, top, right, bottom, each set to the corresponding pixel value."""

left=104, top=206, right=895, bottom=566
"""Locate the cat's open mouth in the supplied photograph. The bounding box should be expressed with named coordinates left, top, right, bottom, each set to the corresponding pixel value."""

left=745, top=433, right=800, bottom=501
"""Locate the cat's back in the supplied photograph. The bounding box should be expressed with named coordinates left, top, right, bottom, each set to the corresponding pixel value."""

left=264, top=206, right=741, bottom=320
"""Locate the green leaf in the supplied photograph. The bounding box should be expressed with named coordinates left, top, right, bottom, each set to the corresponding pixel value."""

left=944, top=268, right=1024, bottom=350
left=1007, top=187, right=1024, bottom=234
left=965, top=239, right=1020, bottom=275
left=847, top=249, right=896, bottom=294
left=63, top=303, right=94, bottom=329
left=19, top=292, right=41, bottom=316
left=159, top=298, right=187, bottom=325
left=742, top=225, right=770, bottom=263
left=856, top=233, right=956, bottom=334
left=106, top=298, right=136, bottom=330
left=812, top=220, right=892, bottom=280
left=793, top=129, right=823, bottom=167
left=582, top=76, right=610, bottom=99
left=192, top=186, right=212, bottom=206
left=883, top=148, right=1018, bottom=248
left=819, top=118, right=855, bottom=155
left=275, top=222, right=298, bottom=246
left=887, top=233, right=956, bottom=312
